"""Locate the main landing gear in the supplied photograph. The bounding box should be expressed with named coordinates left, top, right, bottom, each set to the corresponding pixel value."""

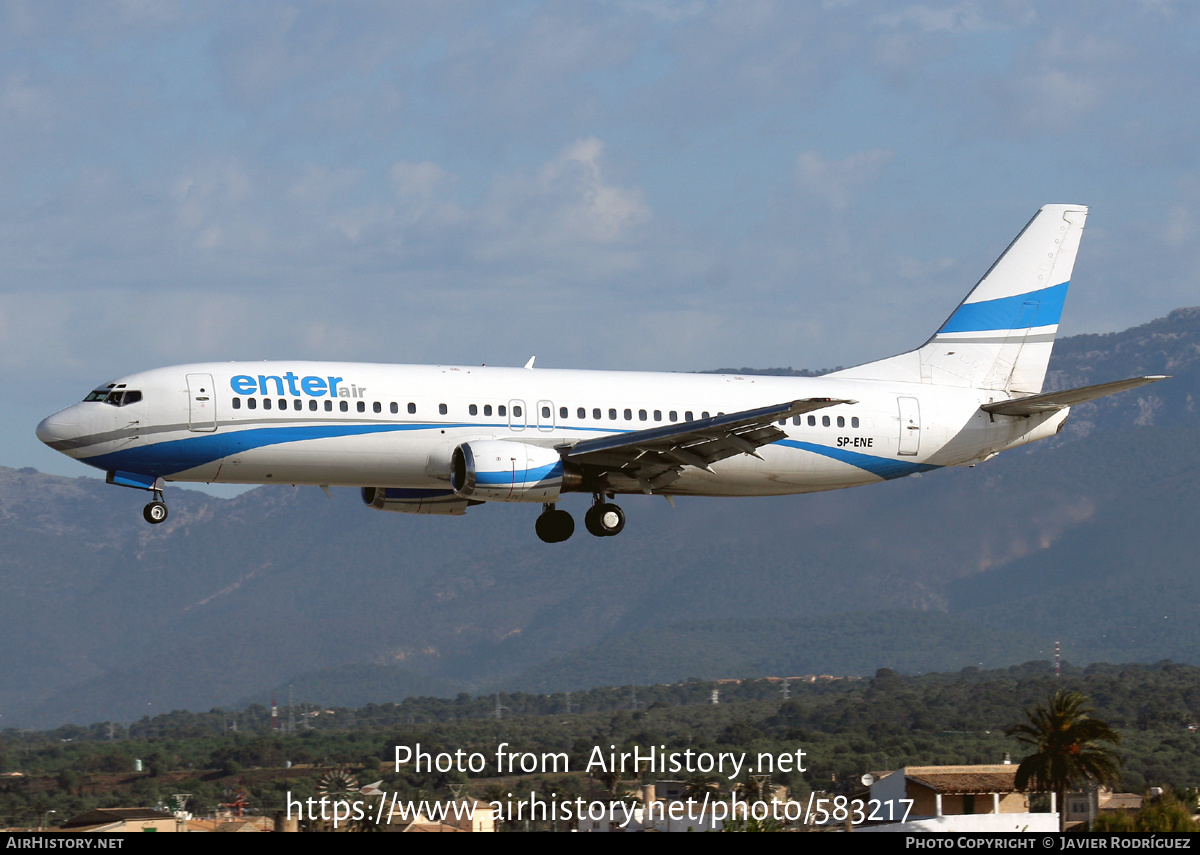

left=584, top=498, right=624, bottom=537
left=143, top=490, right=168, bottom=525
left=534, top=496, right=626, bottom=543
left=535, top=503, right=574, bottom=543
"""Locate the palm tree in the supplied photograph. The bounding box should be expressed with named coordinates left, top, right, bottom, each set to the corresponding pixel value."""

left=1006, top=690, right=1122, bottom=831
left=682, top=774, right=722, bottom=802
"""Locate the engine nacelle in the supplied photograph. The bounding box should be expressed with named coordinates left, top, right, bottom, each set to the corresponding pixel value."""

left=361, top=487, right=477, bottom=515
left=451, top=440, right=574, bottom=502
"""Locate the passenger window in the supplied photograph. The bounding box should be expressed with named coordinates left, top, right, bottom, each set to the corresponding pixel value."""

left=325, top=400, right=333, bottom=412
left=232, top=398, right=241, bottom=410
left=513, top=405, right=522, bottom=417
left=356, top=401, right=364, bottom=412
left=469, top=404, right=478, bottom=416
left=778, top=419, right=786, bottom=426
left=408, top=402, right=416, bottom=414
left=808, top=415, right=816, bottom=426
left=852, top=416, right=860, bottom=428
left=390, top=402, right=398, bottom=414
left=822, top=415, right=830, bottom=427
left=499, top=405, right=507, bottom=416
left=685, top=411, right=693, bottom=421
left=372, top=401, right=380, bottom=413
left=560, top=407, right=568, bottom=419
left=638, top=409, right=647, bottom=421
left=310, top=400, right=318, bottom=411
left=702, top=411, right=710, bottom=419
left=608, top=408, right=617, bottom=420
left=263, top=398, right=272, bottom=411
left=542, top=406, right=551, bottom=419
left=279, top=399, right=287, bottom=410
left=792, top=416, right=801, bottom=425
left=340, top=401, right=349, bottom=412
left=439, top=403, right=447, bottom=415
left=248, top=398, right=257, bottom=410
left=484, top=404, right=493, bottom=416
left=294, top=399, right=302, bottom=411
left=577, top=408, right=586, bottom=419
left=837, top=416, right=845, bottom=428
left=624, top=409, right=632, bottom=421
left=669, top=410, right=677, bottom=421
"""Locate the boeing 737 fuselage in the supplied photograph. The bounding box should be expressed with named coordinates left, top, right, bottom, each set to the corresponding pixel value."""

left=36, top=205, right=1166, bottom=542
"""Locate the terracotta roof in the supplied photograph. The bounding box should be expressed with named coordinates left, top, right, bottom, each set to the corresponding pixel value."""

left=213, top=821, right=264, bottom=832
left=63, top=808, right=174, bottom=828
left=903, top=765, right=1019, bottom=795
left=403, top=822, right=467, bottom=832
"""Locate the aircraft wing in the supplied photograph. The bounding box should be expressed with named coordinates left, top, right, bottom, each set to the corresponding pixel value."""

left=981, top=375, right=1168, bottom=417
left=564, top=398, right=854, bottom=493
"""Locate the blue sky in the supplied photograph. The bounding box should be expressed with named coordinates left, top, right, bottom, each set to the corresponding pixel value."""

left=7, top=0, right=1199, bottom=479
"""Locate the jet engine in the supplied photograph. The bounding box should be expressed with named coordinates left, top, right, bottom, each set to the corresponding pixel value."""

left=361, top=487, right=477, bottom=515
left=450, top=440, right=579, bottom=502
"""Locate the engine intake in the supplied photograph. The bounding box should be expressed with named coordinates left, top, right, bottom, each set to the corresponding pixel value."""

left=451, top=440, right=577, bottom=502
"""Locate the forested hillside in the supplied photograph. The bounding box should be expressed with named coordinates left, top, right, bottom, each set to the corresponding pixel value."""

left=3, top=662, right=1199, bottom=829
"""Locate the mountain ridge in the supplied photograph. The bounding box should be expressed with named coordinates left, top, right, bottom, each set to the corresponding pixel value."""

left=4, top=307, right=1196, bottom=727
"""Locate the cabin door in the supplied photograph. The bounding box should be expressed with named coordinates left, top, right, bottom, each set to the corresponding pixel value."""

left=897, top=397, right=920, bottom=456
left=187, top=373, right=217, bottom=432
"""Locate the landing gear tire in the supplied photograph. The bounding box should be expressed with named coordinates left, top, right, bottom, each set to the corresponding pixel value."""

left=143, top=501, right=168, bottom=524
left=535, top=507, right=574, bottom=543
left=584, top=502, right=624, bottom=537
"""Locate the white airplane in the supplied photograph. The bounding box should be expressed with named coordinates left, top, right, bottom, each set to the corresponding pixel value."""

left=37, top=204, right=1165, bottom=542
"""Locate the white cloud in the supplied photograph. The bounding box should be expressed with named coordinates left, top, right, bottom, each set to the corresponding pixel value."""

left=470, top=137, right=652, bottom=269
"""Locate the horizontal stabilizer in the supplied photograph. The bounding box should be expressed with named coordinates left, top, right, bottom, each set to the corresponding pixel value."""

left=981, top=375, right=1168, bottom=417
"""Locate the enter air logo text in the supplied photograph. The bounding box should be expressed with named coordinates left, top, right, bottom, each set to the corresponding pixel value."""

left=230, top=373, right=366, bottom=398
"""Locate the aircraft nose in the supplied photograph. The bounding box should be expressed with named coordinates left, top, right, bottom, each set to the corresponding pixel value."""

left=36, top=412, right=78, bottom=447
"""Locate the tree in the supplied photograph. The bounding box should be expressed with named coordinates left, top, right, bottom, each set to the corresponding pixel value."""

left=682, top=774, right=722, bottom=801
left=1131, top=788, right=1197, bottom=832
left=1006, top=690, right=1122, bottom=831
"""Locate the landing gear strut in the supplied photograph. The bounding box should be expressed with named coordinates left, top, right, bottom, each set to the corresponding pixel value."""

left=584, top=496, right=625, bottom=537
left=535, top=503, right=574, bottom=543
left=143, top=490, right=168, bottom=525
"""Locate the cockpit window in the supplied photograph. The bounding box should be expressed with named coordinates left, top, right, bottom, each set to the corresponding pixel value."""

left=82, top=388, right=142, bottom=407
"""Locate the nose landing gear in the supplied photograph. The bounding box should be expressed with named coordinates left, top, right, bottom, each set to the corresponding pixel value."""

left=143, top=490, right=168, bottom=524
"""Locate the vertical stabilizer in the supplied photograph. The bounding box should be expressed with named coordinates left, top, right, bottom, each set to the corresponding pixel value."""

left=831, top=204, right=1088, bottom=394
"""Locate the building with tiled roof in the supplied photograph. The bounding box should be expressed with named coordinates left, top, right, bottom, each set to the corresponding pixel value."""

left=859, top=764, right=1058, bottom=833
left=60, top=808, right=181, bottom=833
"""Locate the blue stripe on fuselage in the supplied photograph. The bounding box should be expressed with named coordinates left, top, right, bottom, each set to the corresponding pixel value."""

left=80, top=423, right=449, bottom=477
left=81, top=422, right=939, bottom=484
left=776, top=439, right=940, bottom=480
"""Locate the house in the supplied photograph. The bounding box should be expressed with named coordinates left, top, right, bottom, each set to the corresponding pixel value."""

left=60, top=808, right=182, bottom=833
left=859, top=765, right=1058, bottom=833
